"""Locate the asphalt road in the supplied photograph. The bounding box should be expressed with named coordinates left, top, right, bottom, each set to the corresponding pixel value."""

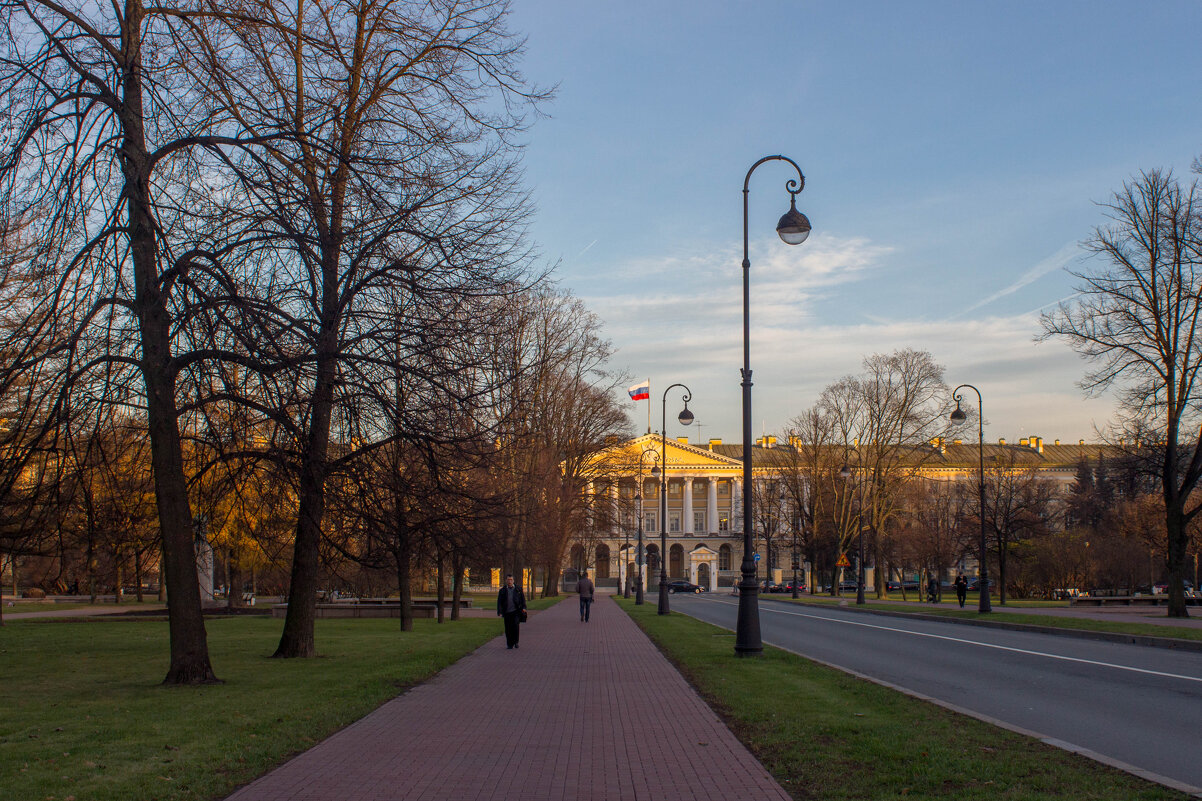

left=668, top=593, right=1202, bottom=794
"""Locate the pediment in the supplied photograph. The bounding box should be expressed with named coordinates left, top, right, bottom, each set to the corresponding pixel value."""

left=601, top=433, right=744, bottom=470
left=690, top=544, right=717, bottom=555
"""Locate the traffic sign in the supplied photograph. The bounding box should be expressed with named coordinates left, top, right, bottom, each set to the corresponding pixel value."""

left=753, top=553, right=761, bottom=562
left=836, top=553, right=851, bottom=568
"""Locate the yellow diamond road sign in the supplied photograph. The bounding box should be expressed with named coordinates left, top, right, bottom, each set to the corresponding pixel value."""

left=836, top=553, right=851, bottom=568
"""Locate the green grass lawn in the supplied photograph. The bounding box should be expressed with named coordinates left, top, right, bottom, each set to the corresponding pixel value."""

left=0, top=601, right=554, bottom=801
left=784, top=596, right=1202, bottom=642
left=617, top=598, right=1192, bottom=801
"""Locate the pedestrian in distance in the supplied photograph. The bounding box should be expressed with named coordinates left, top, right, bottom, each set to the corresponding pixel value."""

left=576, top=569, right=595, bottom=622
left=496, top=573, right=527, bottom=649
left=927, top=576, right=939, bottom=604
left=954, top=574, right=968, bottom=608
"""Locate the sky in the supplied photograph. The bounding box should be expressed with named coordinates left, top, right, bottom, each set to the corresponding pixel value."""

left=507, top=1, right=1202, bottom=446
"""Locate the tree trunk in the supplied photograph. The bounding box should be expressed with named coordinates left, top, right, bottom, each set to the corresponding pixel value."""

left=273, top=272, right=339, bottom=657
left=451, top=552, right=463, bottom=622
left=397, top=549, right=413, bottom=632
left=996, top=535, right=1008, bottom=606
left=157, top=540, right=167, bottom=602
left=1166, top=504, right=1191, bottom=618
left=436, top=552, right=446, bottom=624
left=134, top=549, right=144, bottom=602
left=114, top=556, right=122, bottom=604
left=542, top=563, right=562, bottom=598
left=227, top=548, right=245, bottom=609
left=121, top=3, right=217, bottom=682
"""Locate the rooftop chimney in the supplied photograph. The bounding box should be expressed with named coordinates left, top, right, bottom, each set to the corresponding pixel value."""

left=999, top=438, right=1006, bottom=445
left=677, top=436, right=689, bottom=444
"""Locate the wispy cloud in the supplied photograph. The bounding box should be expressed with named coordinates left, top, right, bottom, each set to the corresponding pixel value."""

left=949, top=241, right=1083, bottom=320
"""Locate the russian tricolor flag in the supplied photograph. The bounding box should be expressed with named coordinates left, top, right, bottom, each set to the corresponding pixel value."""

left=628, top=380, right=650, bottom=401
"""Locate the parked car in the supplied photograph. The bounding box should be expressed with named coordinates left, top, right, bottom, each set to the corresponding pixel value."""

left=783, top=580, right=806, bottom=593
left=763, top=582, right=789, bottom=593
left=967, top=579, right=995, bottom=593
left=885, top=580, right=920, bottom=593
left=665, top=580, right=705, bottom=594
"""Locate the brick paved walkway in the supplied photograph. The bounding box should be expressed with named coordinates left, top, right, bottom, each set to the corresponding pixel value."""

left=225, top=594, right=791, bottom=801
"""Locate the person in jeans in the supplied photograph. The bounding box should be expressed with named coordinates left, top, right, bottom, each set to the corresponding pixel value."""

left=496, top=574, right=527, bottom=649
left=576, top=570, right=595, bottom=622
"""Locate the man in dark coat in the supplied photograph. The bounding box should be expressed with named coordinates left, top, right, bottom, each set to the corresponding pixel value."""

left=576, top=570, right=595, bottom=622
left=954, top=574, right=968, bottom=608
left=496, top=573, right=527, bottom=649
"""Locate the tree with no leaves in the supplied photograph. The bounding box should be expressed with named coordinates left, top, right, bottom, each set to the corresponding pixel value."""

left=1042, top=168, right=1202, bottom=618
left=0, top=1, right=250, bottom=680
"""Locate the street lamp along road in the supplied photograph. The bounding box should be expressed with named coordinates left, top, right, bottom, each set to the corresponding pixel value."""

left=950, top=384, right=992, bottom=613
left=658, top=384, right=694, bottom=615
left=634, top=447, right=659, bottom=605
left=838, top=462, right=868, bottom=605
left=736, top=155, right=811, bottom=658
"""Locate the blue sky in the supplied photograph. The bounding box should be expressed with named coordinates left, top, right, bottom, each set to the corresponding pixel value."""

left=509, top=1, right=1202, bottom=445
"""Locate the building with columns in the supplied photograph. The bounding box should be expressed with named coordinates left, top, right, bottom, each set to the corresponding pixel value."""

left=568, top=433, right=1112, bottom=593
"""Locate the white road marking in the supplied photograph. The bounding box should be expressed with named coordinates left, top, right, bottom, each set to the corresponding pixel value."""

left=692, top=597, right=1202, bottom=684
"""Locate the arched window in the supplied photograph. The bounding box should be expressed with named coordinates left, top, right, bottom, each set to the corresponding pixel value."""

left=718, top=544, right=732, bottom=571
left=595, top=544, right=610, bottom=578
left=670, top=544, right=684, bottom=578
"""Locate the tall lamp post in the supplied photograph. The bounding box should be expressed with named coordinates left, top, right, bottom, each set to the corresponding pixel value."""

left=839, top=462, right=867, bottom=605
left=635, top=447, right=659, bottom=605
left=950, top=384, right=991, bottom=613
left=659, top=384, right=694, bottom=615
left=736, top=155, right=812, bottom=657
left=789, top=492, right=803, bottom=599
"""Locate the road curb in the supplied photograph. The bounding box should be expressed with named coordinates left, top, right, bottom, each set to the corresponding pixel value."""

left=763, top=597, right=1202, bottom=654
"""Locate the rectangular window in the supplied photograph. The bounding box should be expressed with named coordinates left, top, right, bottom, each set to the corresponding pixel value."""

left=694, top=511, right=705, bottom=532
left=718, top=480, right=730, bottom=497
left=645, top=513, right=657, bottom=533
left=719, top=515, right=729, bottom=532
left=669, top=512, right=681, bottom=533
left=669, top=482, right=682, bottom=497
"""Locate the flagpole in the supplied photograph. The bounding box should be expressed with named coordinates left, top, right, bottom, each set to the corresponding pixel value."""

left=646, top=379, right=651, bottom=434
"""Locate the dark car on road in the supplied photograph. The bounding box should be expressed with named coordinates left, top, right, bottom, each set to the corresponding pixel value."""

left=665, top=580, right=705, bottom=594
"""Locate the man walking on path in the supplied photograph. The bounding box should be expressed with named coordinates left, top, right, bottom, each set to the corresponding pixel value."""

left=954, top=574, right=968, bottom=608
left=496, top=574, right=527, bottom=649
left=576, top=569, right=595, bottom=622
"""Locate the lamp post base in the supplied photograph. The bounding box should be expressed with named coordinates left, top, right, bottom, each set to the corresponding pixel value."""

left=734, top=576, right=763, bottom=657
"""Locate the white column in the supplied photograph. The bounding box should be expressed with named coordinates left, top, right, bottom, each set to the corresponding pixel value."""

left=682, top=476, right=694, bottom=534
left=609, top=483, right=620, bottom=537
left=707, top=477, right=718, bottom=534
left=732, top=478, right=743, bottom=533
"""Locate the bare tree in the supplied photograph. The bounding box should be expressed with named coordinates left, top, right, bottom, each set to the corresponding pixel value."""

left=182, top=0, right=547, bottom=657
left=1042, top=168, right=1202, bottom=617
left=0, top=3, right=254, bottom=676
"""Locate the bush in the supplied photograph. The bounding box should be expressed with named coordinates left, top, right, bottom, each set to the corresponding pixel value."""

left=22, top=587, right=46, bottom=599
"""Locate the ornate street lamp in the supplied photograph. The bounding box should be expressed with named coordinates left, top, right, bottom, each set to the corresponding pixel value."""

left=635, top=447, right=659, bottom=605
left=736, top=155, right=811, bottom=658
left=950, top=384, right=991, bottom=613
left=659, top=384, right=694, bottom=615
